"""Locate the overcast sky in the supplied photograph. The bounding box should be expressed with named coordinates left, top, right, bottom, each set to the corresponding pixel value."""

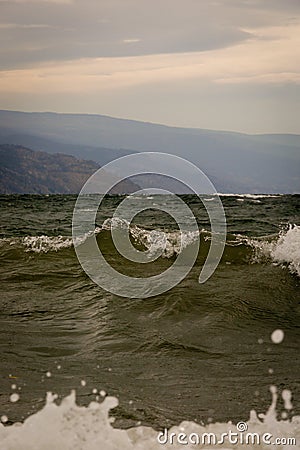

left=0, top=0, right=299, bottom=133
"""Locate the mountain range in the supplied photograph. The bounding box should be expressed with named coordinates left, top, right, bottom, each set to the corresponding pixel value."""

left=0, top=110, right=299, bottom=193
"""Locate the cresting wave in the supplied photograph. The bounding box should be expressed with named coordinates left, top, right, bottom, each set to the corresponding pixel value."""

left=0, top=386, right=299, bottom=449
left=1, top=222, right=299, bottom=277
left=246, top=225, right=300, bottom=277
left=101, top=218, right=201, bottom=259
left=218, top=194, right=283, bottom=199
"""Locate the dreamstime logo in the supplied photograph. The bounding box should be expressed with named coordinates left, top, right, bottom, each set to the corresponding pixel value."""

left=157, top=421, right=297, bottom=446
left=72, top=152, right=226, bottom=298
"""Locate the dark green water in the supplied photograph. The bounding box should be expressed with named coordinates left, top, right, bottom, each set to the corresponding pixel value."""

left=0, top=194, right=299, bottom=428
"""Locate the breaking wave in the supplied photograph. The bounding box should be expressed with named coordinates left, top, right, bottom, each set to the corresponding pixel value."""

left=247, top=225, right=300, bottom=277
left=1, top=221, right=299, bottom=277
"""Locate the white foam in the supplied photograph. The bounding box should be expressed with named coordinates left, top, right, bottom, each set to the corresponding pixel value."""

left=21, top=229, right=100, bottom=253
left=218, top=194, right=282, bottom=199
left=1, top=218, right=199, bottom=258
left=3, top=222, right=300, bottom=276
left=23, top=235, right=74, bottom=253
left=250, top=225, right=300, bottom=277
left=269, top=225, right=300, bottom=277
left=203, top=197, right=216, bottom=202
left=0, top=387, right=299, bottom=450
left=282, top=390, right=293, bottom=411
left=102, top=217, right=200, bottom=258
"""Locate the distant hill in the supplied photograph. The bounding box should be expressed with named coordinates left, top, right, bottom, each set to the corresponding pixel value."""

left=0, top=145, right=137, bottom=194
left=0, top=130, right=138, bottom=167
left=0, top=110, right=299, bottom=193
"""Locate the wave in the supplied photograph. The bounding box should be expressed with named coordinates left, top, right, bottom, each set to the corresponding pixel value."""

left=0, top=385, right=298, bottom=449
left=218, top=194, right=283, bottom=199
left=102, top=217, right=201, bottom=259
left=0, top=235, right=75, bottom=255
left=246, top=225, right=300, bottom=277
left=1, top=222, right=299, bottom=277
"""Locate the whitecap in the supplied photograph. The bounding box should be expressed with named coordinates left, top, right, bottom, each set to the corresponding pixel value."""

left=247, top=225, right=300, bottom=277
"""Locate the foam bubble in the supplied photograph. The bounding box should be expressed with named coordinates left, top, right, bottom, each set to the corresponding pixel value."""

left=9, top=393, right=20, bottom=403
left=271, top=329, right=284, bottom=344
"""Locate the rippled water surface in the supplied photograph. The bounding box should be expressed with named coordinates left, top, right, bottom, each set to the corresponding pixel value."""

left=0, top=194, right=299, bottom=430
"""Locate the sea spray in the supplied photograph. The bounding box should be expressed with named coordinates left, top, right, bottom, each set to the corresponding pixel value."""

left=249, top=225, right=300, bottom=277
left=0, top=387, right=299, bottom=450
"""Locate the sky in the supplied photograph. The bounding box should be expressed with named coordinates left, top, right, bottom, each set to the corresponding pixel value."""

left=0, top=0, right=299, bottom=134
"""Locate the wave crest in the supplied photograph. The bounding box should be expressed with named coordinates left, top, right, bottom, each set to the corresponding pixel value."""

left=249, top=225, right=300, bottom=277
left=1, top=222, right=299, bottom=278
left=102, top=217, right=200, bottom=258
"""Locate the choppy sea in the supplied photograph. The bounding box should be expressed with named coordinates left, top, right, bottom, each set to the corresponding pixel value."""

left=0, top=194, right=299, bottom=449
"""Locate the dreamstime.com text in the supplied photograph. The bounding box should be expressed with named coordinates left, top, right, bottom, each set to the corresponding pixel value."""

left=157, top=422, right=297, bottom=446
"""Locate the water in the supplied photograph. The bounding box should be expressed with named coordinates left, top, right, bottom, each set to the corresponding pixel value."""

left=0, top=194, right=299, bottom=448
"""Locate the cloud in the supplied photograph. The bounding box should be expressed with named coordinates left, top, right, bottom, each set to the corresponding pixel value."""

left=0, top=0, right=273, bottom=69
left=0, top=0, right=299, bottom=133
left=0, top=22, right=299, bottom=97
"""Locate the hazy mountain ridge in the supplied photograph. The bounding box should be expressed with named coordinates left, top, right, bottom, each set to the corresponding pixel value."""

left=0, top=129, right=139, bottom=167
left=0, top=145, right=137, bottom=194
left=0, top=110, right=299, bottom=193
